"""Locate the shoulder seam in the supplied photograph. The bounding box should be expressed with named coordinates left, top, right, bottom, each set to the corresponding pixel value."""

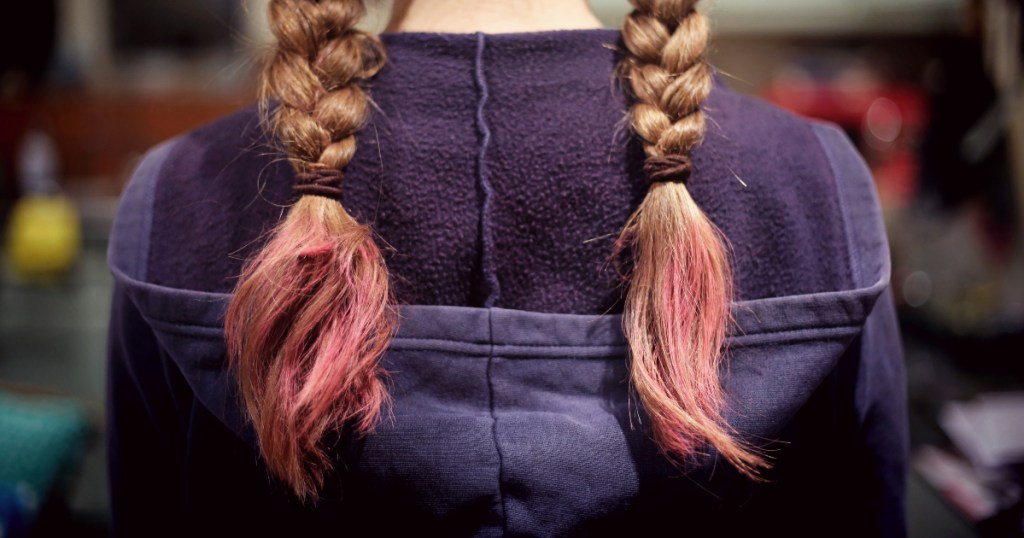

left=107, top=138, right=179, bottom=284
left=809, top=121, right=863, bottom=288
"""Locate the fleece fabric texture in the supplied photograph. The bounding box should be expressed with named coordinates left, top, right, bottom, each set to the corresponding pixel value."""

left=144, top=28, right=853, bottom=313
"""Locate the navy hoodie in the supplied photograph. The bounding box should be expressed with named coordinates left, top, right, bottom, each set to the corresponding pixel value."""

left=106, top=29, right=908, bottom=537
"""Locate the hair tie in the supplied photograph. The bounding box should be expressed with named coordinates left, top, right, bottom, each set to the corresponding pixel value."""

left=644, top=155, right=693, bottom=185
left=294, top=168, right=344, bottom=198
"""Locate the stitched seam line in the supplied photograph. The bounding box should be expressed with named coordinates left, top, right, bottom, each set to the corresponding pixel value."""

left=143, top=311, right=867, bottom=346
left=143, top=312, right=867, bottom=339
left=144, top=339, right=850, bottom=359
left=114, top=262, right=878, bottom=339
left=138, top=143, right=174, bottom=281
left=475, top=31, right=501, bottom=308
left=485, top=307, right=509, bottom=534
left=145, top=309, right=868, bottom=343
left=395, top=337, right=619, bottom=348
left=729, top=327, right=862, bottom=348
left=812, top=123, right=862, bottom=289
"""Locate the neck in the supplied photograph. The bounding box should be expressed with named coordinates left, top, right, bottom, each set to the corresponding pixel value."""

left=385, top=0, right=604, bottom=34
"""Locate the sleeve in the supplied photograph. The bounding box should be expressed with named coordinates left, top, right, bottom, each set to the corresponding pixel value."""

left=105, top=283, right=190, bottom=536
left=817, top=121, right=910, bottom=538
left=851, top=284, right=909, bottom=538
left=105, top=140, right=191, bottom=536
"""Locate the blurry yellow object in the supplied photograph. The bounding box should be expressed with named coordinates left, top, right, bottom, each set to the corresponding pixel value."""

left=4, top=194, right=82, bottom=278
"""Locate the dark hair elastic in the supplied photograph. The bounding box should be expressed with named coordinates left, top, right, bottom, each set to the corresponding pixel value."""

left=644, top=154, right=693, bottom=185
left=294, top=168, right=344, bottom=198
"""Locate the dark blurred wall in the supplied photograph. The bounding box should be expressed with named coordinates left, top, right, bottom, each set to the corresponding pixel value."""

left=1, top=2, right=58, bottom=88
left=111, top=0, right=240, bottom=52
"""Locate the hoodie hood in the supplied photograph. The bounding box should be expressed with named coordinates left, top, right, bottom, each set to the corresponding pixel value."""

left=107, top=112, right=889, bottom=445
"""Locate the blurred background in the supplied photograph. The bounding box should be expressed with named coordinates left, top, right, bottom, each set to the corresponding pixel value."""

left=0, top=0, right=1021, bottom=536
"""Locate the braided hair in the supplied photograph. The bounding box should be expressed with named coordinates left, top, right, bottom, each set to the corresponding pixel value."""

left=225, top=0, right=769, bottom=500
left=613, top=0, right=768, bottom=478
left=224, top=0, right=394, bottom=499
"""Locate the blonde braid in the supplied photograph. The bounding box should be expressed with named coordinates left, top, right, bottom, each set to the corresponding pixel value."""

left=615, top=0, right=770, bottom=478
left=225, top=0, right=396, bottom=500
left=263, top=0, right=384, bottom=172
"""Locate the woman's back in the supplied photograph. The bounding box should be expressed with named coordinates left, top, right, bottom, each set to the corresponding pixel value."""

left=139, top=29, right=854, bottom=310
left=106, top=27, right=906, bottom=537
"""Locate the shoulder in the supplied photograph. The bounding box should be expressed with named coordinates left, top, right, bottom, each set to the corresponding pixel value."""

left=108, top=105, right=293, bottom=293
left=704, top=75, right=870, bottom=206
left=705, top=75, right=861, bottom=186
left=153, top=104, right=289, bottom=215
left=160, top=104, right=268, bottom=178
left=698, top=77, right=876, bottom=300
left=106, top=108, right=264, bottom=446
left=712, top=85, right=869, bottom=190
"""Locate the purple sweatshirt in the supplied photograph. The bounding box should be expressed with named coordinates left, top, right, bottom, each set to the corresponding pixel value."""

left=106, top=29, right=907, bottom=537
